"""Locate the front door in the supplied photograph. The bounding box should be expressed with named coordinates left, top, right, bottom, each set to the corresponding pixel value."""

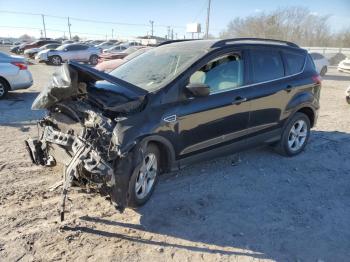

left=176, top=51, right=251, bottom=158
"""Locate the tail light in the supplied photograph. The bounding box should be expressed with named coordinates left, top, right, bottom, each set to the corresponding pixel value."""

left=312, top=74, right=322, bottom=85
left=11, top=62, right=27, bottom=70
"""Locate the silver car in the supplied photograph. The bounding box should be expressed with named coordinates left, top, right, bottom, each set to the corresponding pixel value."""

left=0, top=52, right=33, bottom=98
left=35, top=44, right=101, bottom=65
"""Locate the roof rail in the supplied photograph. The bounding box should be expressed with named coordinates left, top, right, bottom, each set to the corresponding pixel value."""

left=157, top=39, right=200, bottom=46
left=211, top=38, right=299, bottom=48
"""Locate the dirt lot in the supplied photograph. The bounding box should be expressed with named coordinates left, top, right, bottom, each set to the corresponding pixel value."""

left=0, top=47, right=350, bottom=262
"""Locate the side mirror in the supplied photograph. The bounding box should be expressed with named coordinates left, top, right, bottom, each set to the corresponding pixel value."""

left=186, top=83, right=210, bottom=97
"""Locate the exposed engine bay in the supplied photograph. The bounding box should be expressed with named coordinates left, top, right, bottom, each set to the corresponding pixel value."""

left=25, top=62, right=148, bottom=221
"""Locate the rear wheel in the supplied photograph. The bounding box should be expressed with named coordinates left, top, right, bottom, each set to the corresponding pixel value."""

left=49, top=55, right=62, bottom=65
left=320, top=66, right=327, bottom=76
left=89, top=55, right=99, bottom=65
left=0, top=78, right=9, bottom=99
left=128, top=144, right=160, bottom=207
left=275, top=112, right=311, bottom=156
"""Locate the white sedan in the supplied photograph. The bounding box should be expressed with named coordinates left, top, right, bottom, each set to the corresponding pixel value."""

left=0, top=52, right=33, bottom=98
left=338, top=57, right=350, bottom=74
left=310, top=52, right=329, bottom=76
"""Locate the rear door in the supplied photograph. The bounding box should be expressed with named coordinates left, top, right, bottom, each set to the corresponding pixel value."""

left=76, top=45, right=90, bottom=61
left=65, top=44, right=86, bottom=61
left=244, top=47, right=305, bottom=139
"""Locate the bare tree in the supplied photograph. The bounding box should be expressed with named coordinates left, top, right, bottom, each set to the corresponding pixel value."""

left=220, top=7, right=340, bottom=47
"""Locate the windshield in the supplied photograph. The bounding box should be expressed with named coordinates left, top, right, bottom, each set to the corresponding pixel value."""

left=109, top=45, right=206, bottom=92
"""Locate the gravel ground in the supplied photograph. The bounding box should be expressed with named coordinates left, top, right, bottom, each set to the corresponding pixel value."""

left=0, top=47, right=350, bottom=262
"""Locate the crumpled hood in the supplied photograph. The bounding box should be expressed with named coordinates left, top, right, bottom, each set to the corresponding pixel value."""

left=32, top=61, right=148, bottom=110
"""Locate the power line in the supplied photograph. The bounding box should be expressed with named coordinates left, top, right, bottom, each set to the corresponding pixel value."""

left=0, top=10, right=185, bottom=29
left=0, top=25, right=108, bottom=37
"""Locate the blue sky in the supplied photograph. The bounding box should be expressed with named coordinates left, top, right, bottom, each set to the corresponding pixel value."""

left=0, top=0, right=349, bottom=39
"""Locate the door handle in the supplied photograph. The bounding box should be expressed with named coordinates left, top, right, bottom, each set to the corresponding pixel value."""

left=285, top=85, right=293, bottom=93
left=232, top=96, right=247, bottom=105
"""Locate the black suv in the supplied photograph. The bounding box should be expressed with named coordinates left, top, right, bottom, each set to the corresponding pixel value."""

left=26, top=38, right=321, bottom=218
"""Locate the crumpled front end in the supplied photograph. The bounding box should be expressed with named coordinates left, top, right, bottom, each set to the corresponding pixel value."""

left=25, top=62, right=146, bottom=220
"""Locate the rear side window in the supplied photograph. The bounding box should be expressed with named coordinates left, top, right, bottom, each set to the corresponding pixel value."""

left=310, top=53, right=324, bottom=60
left=67, top=45, right=88, bottom=51
left=283, top=50, right=305, bottom=75
left=250, top=49, right=284, bottom=83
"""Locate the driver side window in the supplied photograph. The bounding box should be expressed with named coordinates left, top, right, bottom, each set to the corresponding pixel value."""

left=189, top=53, right=244, bottom=94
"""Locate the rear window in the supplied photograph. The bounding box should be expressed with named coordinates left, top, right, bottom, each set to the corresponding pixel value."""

left=250, top=49, right=284, bottom=83
left=283, top=50, right=305, bottom=75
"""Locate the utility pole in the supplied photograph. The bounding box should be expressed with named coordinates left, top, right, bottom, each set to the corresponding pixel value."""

left=167, top=26, right=171, bottom=39
left=41, top=14, right=47, bottom=39
left=205, top=0, right=211, bottom=39
left=67, top=17, right=72, bottom=40
left=112, top=29, right=114, bottom=39
left=149, top=20, right=154, bottom=37
left=171, top=28, right=174, bottom=40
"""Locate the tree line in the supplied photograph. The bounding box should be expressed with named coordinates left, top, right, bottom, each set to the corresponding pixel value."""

left=220, top=7, right=350, bottom=47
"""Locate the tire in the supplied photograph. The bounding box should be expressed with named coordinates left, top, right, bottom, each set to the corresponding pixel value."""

left=89, top=55, right=99, bottom=65
left=0, top=78, right=9, bottom=99
left=128, top=143, right=160, bottom=207
left=275, top=112, right=311, bottom=157
left=320, top=66, right=327, bottom=76
left=346, top=96, right=350, bottom=104
left=49, top=55, right=62, bottom=66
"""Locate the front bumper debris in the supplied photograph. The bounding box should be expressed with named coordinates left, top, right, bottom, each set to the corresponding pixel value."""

left=26, top=125, right=115, bottom=221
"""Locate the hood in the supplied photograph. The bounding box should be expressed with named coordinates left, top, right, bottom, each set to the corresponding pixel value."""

left=32, top=61, right=148, bottom=110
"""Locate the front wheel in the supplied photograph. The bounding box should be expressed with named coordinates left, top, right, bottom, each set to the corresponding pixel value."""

left=128, top=144, right=160, bottom=207
left=275, top=112, right=311, bottom=156
left=320, top=66, right=327, bottom=76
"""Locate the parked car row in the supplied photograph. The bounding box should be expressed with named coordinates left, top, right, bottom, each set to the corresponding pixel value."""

left=9, top=38, right=146, bottom=66
left=95, top=46, right=152, bottom=72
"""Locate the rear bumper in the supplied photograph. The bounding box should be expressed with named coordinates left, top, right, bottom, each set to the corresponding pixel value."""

left=9, top=70, right=33, bottom=90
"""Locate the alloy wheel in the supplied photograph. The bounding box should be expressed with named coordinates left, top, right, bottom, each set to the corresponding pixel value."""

left=288, top=119, right=308, bottom=151
left=51, top=56, right=61, bottom=65
left=90, top=56, right=98, bottom=65
left=135, top=153, right=158, bottom=200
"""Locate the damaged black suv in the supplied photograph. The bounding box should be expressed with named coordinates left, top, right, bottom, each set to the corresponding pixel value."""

left=26, top=38, right=321, bottom=219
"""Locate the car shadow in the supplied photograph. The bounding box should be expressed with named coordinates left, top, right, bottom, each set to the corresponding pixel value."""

left=66, top=130, right=350, bottom=261
left=323, top=73, right=350, bottom=81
